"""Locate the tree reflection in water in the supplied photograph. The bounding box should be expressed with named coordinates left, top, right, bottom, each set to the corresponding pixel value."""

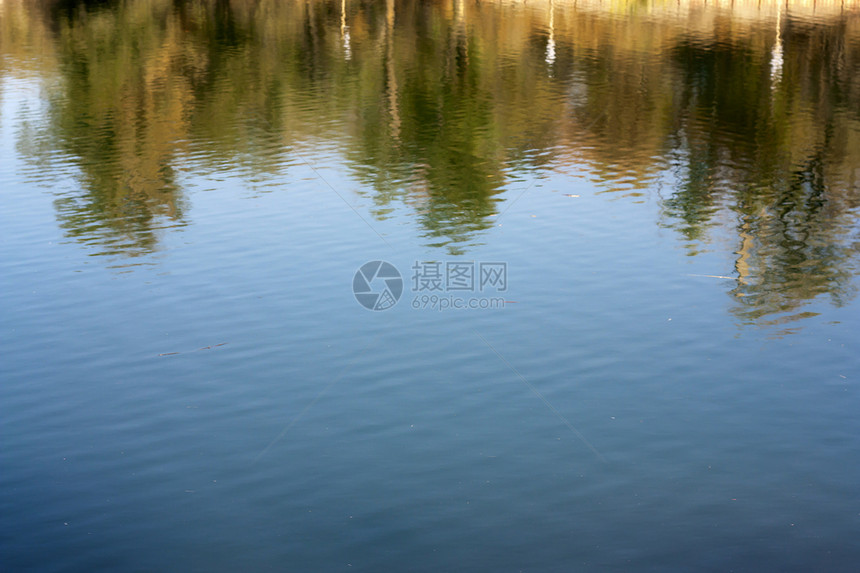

left=3, top=0, right=859, bottom=323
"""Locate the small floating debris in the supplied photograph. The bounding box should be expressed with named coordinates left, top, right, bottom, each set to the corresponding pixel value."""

left=686, top=274, right=734, bottom=280
left=158, top=342, right=228, bottom=357
left=563, top=194, right=580, bottom=198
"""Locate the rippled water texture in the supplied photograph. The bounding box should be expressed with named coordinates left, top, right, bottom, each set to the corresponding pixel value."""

left=2, top=0, right=860, bottom=571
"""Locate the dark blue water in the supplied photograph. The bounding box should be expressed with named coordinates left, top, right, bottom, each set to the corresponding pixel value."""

left=2, top=0, right=860, bottom=571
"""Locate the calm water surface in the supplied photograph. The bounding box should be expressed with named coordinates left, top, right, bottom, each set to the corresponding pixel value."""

left=2, top=0, right=860, bottom=570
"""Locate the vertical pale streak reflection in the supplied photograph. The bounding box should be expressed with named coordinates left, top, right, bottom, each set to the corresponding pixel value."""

left=454, top=0, right=467, bottom=58
left=453, top=0, right=467, bottom=71
left=386, top=0, right=400, bottom=141
left=546, top=0, right=556, bottom=67
left=770, top=2, right=783, bottom=88
left=341, top=0, right=351, bottom=61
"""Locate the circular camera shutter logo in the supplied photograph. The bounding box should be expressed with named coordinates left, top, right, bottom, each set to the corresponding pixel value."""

left=353, top=261, right=403, bottom=311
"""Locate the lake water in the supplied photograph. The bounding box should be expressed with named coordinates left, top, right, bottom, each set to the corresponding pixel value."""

left=2, top=0, right=860, bottom=570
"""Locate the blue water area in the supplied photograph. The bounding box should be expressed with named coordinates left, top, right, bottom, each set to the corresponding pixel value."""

left=2, top=0, right=859, bottom=571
